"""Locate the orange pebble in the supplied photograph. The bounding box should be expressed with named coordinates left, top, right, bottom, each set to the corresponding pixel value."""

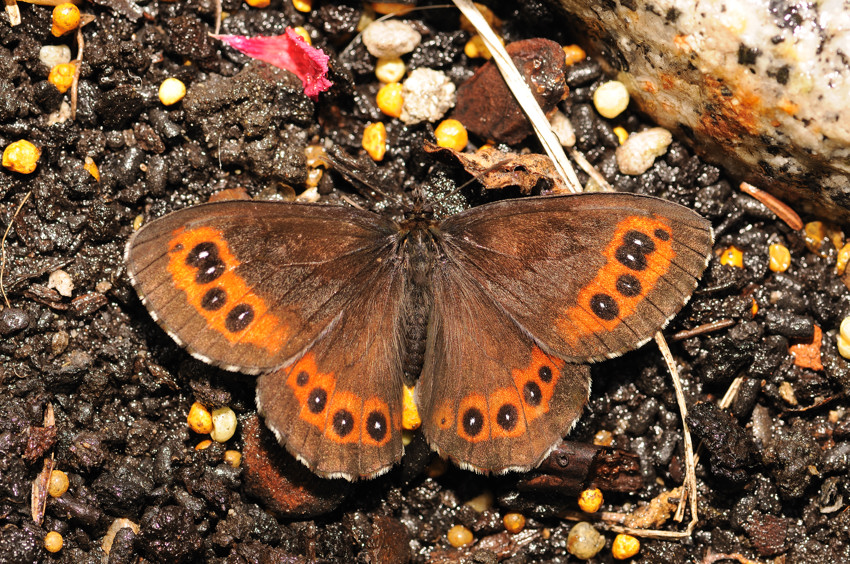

left=52, top=3, right=80, bottom=37
left=612, top=533, right=640, bottom=559
left=719, top=246, right=743, bottom=268
left=48, top=63, right=76, bottom=94
left=578, top=488, right=603, bottom=513
left=563, top=44, right=586, bottom=65
left=447, top=524, right=474, bottom=547
left=2, top=140, right=40, bottom=174
left=789, top=325, right=824, bottom=371
left=362, top=122, right=387, bottom=161
left=376, top=82, right=404, bottom=118
left=187, top=401, right=213, bottom=434
left=370, top=2, right=415, bottom=15
left=503, top=512, right=526, bottom=534
left=434, top=119, right=469, bottom=151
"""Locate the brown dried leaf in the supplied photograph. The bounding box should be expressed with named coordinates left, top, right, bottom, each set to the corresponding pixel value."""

left=24, top=425, right=57, bottom=462
left=424, top=141, right=567, bottom=194
left=31, top=457, right=54, bottom=524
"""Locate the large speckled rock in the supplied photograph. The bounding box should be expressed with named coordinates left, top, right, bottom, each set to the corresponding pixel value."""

left=551, top=0, right=850, bottom=220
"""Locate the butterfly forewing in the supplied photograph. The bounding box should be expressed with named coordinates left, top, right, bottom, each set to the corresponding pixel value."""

left=438, top=193, right=713, bottom=362
left=126, top=201, right=400, bottom=373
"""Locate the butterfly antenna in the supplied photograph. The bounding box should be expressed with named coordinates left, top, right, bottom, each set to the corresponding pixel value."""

left=324, top=148, right=404, bottom=207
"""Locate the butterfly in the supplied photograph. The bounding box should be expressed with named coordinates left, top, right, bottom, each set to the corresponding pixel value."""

left=125, top=191, right=713, bottom=480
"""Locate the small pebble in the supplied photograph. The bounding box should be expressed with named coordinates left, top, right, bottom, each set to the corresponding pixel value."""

left=612, top=534, right=640, bottom=559
left=0, top=307, right=29, bottom=336
left=2, top=140, right=41, bottom=174
left=578, top=488, right=604, bottom=513
left=615, top=127, right=672, bottom=175
left=292, top=0, right=311, bottom=11
left=195, top=439, right=213, bottom=450
left=613, top=126, right=629, bottom=144
left=48, top=269, right=75, bottom=297
left=51, top=331, right=70, bottom=355
left=51, top=3, right=80, bottom=37
left=550, top=110, right=576, bottom=147
left=434, top=118, right=468, bottom=151
left=376, top=82, right=404, bottom=118
left=400, top=68, right=456, bottom=125
left=837, top=317, right=850, bottom=359
left=48, top=63, right=76, bottom=94
left=210, top=406, right=238, bottom=442
left=447, top=524, right=474, bottom=548
left=769, top=243, right=791, bottom=272
left=464, top=35, right=494, bottom=59
left=503, top=512, right=526, bottom=534
left=720, top=245, right=744, bottom=268
left=48, top=469, right=70, bottom=497
left=187, top=402, right=213, bottom=434
left=44, top=531, right=63, bottom=553
left=292, top=26, right=311, bottom=45
left=375, top=56, right=406, bottom=83
left=593, top=80, right=630, bottom=118
left=593, top=429, right=613, bottom=446
left=245, top=0, right=271, bottom=7
left=563, top=44, right=587, bottom=65
left=39, top=44, right=72, bottom=68
left=158, top=78, right=186, bottom=106
left=362, top=20, right=421, bottom=58
left=567, top=522, right=605, bottom=559
left=402, top=385, right=421, bottom=430
left=836, top=243, right=850, bottom=275
left=224, top=450, right=242, bottom=467
left=370, top=3, right=415, bottom=16
left=362, top=122, right=387, bottom=161
left=464, top=490, right=494, bottom=512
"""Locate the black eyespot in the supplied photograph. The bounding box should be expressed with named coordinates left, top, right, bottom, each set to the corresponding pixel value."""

left=225, top=304, right=254, bottom=332
left=615, top=245, right=648, bottom=271
left=623, top=230, right=656, bottom=255
left=462, top=407, right=484, bottom=437
left=201, top=287, right=227, bottom=311
left=194, top=259, right=226, bottom=284
left=523, top=382, right=542, bottom=407
left=654, top=228, right=670, bottom=241
left=333, top=409, right=354, bottom=437
left=496, top=404, right=518, bottom=431
left=366, top=411, right=387, bottom=442
left=590, top=293, right=620, bottom=321
left=185, top=242, right=219, bottom=267
left=616, top=274, right=642, bottom=297
left=295, top=371, right=309, bottom=387
left=307, top=388, right=327, bottom=413
left=538, top=365, right=553, bottom=383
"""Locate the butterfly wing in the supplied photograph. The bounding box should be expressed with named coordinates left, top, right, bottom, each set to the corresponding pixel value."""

left=127, top=201, right=407, bottom=479
left=417, top=259, right=591, bottom=473
left=437, top=192, right=713, bottom=362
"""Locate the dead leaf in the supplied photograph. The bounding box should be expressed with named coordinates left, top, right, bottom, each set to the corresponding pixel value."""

left=424, top=141, right=568, bottom=194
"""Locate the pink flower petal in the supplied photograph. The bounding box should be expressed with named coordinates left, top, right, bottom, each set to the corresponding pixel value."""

left=214, top=28, right=332, bottom=100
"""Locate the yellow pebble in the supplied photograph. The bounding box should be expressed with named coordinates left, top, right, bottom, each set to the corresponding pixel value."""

left=768, top=243, right=791, bottom=272
left=132, top=214, right=145, bottom=231
left=594, top=80, right=630, bottom=119
left=292, top=26, right=311, bottom=45
left=503, top=512, right=526, bottom=534
left=362, top=122, right=387, bottom=161
left=48, top=470, right=69, bottom=498
left=245, top=0, right=270, bottom=7
left=804, top=221, right=826, bottom=253
left=837, top=243, right=850, bottom=275
left=375, top=56, right=406, bottom=83
left=370, top=2, right=415, bottom=15
left=402, top=385, right=421, bottom=430
left=187, top=402, right=213, bottom=434
left=195, top=439, right=213, bottom=450
left=434, top=119, right=469, bottom=151
left=612, top=533, right=640, bottom=559
left=210, top=406, right=238, bottom=442
left=447, top=524, right=474, bottom=547
left=44, top=531, right=63, bottom=553
left=224, top=450, right=242, bottom=467
left=292, top=0, right=311, bottom=12
left=52, top=3, right=80, bottom=37
left=2, top=140, right=41, bottom=174
left=720, top=246, right=743, bottom=268
left=464, top=491, right=494, bottom=513
left=465, top=35, right=493, bottom=59
left=158, top=77, right=186, bottom=106
left=613, top=126, right=629, bottom=145
left=563, top=44, right=586, bottom=65
left=593, top=429, right=613, bottom=446
left=751, top=297, right=759, bottom=317
left=305, top=167, right=323, bottom=188
left=48, top=63, right=76, bottom=94
left=84, top=157, right=100, bottom=181
left=578, top=488, right=603, bottom=513
left=838, top=318, right=850, bottom=359
left=376, top=82, right=404, bottom=118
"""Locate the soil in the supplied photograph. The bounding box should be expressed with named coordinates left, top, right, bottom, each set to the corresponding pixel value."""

left=1, top=1, right=850, bottom=563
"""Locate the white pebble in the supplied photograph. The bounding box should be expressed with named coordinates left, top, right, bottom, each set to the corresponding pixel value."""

left=210, top=407, right=237, bottom=442
left=48, top=269, right=74, bottom=298
left=567, top=522, right=605, bottom=559
left=39, top=45, right=72, bottom=69
left=593, top=80, right=630, bottom=119
left=400, top=68, right=456, bottom=125
left=616, top=127, right=673, bottom=175
left=362, top=20, right=421, bottom=58
left=375, top=56, right=406, bottom=83
left=838, top=317, right=850, bottom=359
left=549, top=110, right=576, bottom=147
left=159, top=78, right=186, bottom=106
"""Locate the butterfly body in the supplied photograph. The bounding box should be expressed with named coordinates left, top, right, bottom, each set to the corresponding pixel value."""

left=126, top=192, right=713, bottom=480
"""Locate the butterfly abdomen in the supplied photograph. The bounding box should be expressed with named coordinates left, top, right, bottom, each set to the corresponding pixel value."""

left=399, top=228, right=436, bottom=386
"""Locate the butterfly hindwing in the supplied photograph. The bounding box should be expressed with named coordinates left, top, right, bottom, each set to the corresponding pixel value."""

left=438, top=192, right=713, bottom=362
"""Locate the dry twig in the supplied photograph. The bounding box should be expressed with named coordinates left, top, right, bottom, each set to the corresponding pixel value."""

left=0, top=191, right=32, bottom=308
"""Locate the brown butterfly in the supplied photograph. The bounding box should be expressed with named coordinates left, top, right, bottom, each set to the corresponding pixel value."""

left=125, top=192, right=713, bottom=480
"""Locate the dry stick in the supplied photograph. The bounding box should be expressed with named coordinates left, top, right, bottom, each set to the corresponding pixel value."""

left=4, top=0, right=21, bottom=26
left=671, top=318, right=736, bottom=341
left=568, top=147, right=615, bottom=192
left=0, top=191, right=32, bottom=308
left=70, top=14, right=95, bottom=121
left=451, top=0, right=582, bottom=194
left=739, top=181, right=803, bottom=231
left=213, top=0, right=221, bottom=36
